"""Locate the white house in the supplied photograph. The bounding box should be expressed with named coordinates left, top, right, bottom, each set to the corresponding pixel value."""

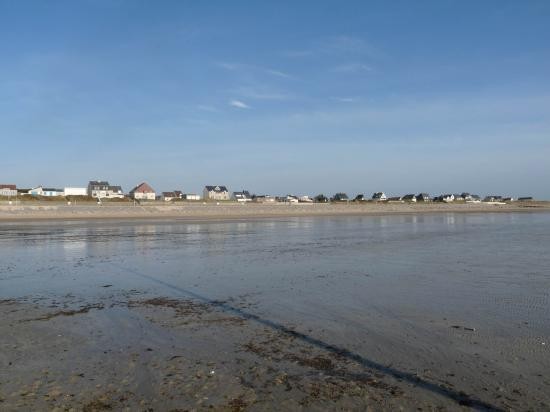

left=0, top=184, right=17, bottom=197
left=298, top=195, right=313, bottom=203
left=64, top=187, right=88, bottom=196
left=184, top=194, right=201, bottom=201
left=130, top=182, right=156, bottom=200
left=28, top=186, right=64, bottom=196
left=203, top=185, right=230, bottom=201
left=88, top=181, right=124, bottom=199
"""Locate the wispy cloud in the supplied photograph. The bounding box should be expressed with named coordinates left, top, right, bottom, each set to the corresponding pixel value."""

left=217, top=62, right=294, bottom=80
left=332, top=97, right=358, bottom=103
left=197, top=105, right=218, bottom=112
left=265, top=69, right=293, bottom=79
left=229, top=100, right=250, bottom=109
left=331, top=63, right=373, bottom=73
left=230, top=86, right=292, bottom=101
left=282, top=35, right=376, bottom=59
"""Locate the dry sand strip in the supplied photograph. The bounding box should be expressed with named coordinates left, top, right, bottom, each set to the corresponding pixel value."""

left=0, top=202, right=548, bottom=222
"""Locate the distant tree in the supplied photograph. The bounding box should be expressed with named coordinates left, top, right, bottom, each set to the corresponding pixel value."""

left=314, top=194, right=328, bottom=203
left=332, top=193, right=349, bottom=202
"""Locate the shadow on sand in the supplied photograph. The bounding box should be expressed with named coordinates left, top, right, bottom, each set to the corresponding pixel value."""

left=119, top=265, right=502, bottom=411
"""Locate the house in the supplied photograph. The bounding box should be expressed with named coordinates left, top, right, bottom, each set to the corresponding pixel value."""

left=437, top=194, right=455, bottom=202
left=402, top=194, right=417, bottom=202
left=64, top=187, right=88, bottom=196
left=453, top=194, right=464, bottom=201
left=203, top=185, right=230, bottom=201
left=184, top=193, right=201, bottom=201
left=416, top=193, right=431, bottom=202
left=484, top=196, right=503, bottom=202
left=252, top=195, right=276, bottom=203
left=130, top=182, right=156, bottom=200
left=28, top=186, right=64, bottom=197
left=88, top=181, right=124, bottom=199
left=387, top=196, right=404, bottom=202
left=502, top=197, right=515, bottom=202
left=232, top=190, right=252, bottom=202
left=354, top=194, right=367, bottom=202
left=372, top=192, right=387, bottom=201
left=285, top=195, right=299, bottom=203
left=518, top=197, right=533, bottom=201
left=161, top=191, right=183, bottom=201
left=332, top=193, right=349, bottom=202
left=0, top=184, right=17, bottom=197
left=298, top=195, right=313, bottom=203
left=461, top=193, right=474, bottom=201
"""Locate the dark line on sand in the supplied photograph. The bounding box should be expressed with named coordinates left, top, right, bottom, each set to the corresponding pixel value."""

left=116, top=264, right=503, bottom=411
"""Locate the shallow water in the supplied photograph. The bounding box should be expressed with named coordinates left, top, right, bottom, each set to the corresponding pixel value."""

left=1, top=212, right=550, bottom=408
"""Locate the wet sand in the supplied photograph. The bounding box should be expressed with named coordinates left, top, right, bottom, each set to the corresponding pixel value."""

left=0, top=201, right=548, bottom=222
left=1, top=214, right=549, bottom=410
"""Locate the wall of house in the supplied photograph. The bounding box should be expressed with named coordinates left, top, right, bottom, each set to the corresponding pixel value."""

left=0, top=189, right=17, bottom=197
left=134, top=192, right=155, bottom=200
left=204, top=190, right=229, bottom=200
left=64, top=187, right=87, bottom=196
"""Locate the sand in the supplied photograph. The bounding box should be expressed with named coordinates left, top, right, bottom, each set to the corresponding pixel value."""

left=0, top=201, right=548, bottom=222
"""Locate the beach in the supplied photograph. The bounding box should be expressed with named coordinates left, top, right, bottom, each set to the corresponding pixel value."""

left=0, top=201, right=548, bottom=222
left=1, top=212, right=549, bottom=410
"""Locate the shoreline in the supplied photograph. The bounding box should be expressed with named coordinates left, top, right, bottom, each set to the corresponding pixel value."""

left=0, top=202, right=549, bottom=223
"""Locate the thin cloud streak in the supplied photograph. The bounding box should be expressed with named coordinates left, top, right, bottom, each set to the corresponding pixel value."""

left=229, top=100, right=250, bottom=109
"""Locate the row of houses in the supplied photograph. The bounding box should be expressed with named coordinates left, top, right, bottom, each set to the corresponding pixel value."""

left=0, top=183, right=534, bottom=203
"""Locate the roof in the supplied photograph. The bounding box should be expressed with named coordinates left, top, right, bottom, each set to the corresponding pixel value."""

left=89, top=180, right=109, bottom=186
left=205, top=185, right=228, bottom=192
left=131, top=182, right=155, bottom=193
left=43, top=188, right=63, bottom=192
left=0, top=184, right=16, bottom=190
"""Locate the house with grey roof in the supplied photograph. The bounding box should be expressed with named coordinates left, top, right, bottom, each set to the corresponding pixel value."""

left=203, top=185, right=230, bottom=201
left=88, top=181, right=124, bottom=199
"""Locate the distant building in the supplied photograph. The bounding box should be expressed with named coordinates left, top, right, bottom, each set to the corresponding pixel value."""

left=184, top=193, right=201, bottom=201
left=64, top=187, right=87, bottom=196
left=130, top=182, right=156, bottom=200
left=518, top=197, right=533, bottom=201
left=203, top=185, right=229, bottom=201
left=0, top=184, right=17, bottom=197
left=416, top=193, right=431, bottom=202
left=252, top=195, right=276, bottom=203
left=372, top=192, right=387, bottom=201
left=402, top=194, right=417, bottom=202
left=298, top=195, right=313, bottom=203
left=436, top=194, right=455, bottom=202
left=161, top=191, right=183, bottom=201
left=88, top=181, right=124, bottom=199
left=484, top=196, right=503, bottom=202
left=28, top=186, right=64, bottom=196
left=354, top=194, right=367, bottom=202
left=232, top=190, right=252, bottom=202
left=387, top=196, right=404, bottom=202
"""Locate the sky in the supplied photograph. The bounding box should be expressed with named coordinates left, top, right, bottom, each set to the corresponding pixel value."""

left=1, top=0, right=549, bottom=198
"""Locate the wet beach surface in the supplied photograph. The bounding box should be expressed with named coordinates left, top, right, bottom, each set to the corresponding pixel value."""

left=1, top=213, right=550, bottom=410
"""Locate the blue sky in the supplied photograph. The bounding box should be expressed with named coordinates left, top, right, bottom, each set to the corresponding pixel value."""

left=1, top=0, right=549, bottom=198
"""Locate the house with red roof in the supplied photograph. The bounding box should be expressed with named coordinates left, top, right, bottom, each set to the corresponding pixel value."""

left=130, top=182, right=156, bottom=200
